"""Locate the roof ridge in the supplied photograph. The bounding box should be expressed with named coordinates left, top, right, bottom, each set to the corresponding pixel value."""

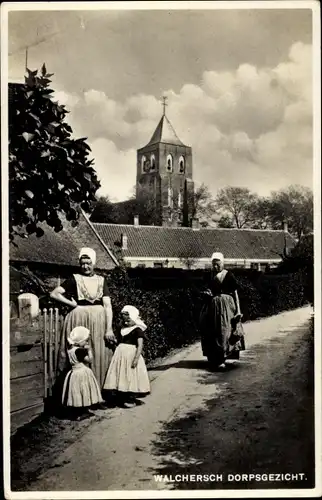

left=81, top=210, right=119, bottom=266
left=92, top=222, right=291, bottom=234
left=202, top=227, right=288, bottom=233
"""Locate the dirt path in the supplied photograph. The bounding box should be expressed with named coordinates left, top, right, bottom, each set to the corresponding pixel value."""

left=13, top=306, right=315, bottom=493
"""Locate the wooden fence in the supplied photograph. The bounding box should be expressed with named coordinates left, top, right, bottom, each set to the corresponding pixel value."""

left=42, top=308, right=64, bottom=398
left=10, top=308, right=63, bottom=434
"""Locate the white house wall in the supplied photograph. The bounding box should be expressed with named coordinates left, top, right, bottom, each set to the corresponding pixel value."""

left=123, top=257, right=282, bottom=269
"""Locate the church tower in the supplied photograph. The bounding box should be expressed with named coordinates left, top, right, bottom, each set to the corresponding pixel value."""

left=136, top=98, right=194, bottom=227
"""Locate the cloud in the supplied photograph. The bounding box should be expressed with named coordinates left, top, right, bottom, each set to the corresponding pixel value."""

left=56, top=41, right=312, bottom=200
left=90, top=138, right=136, bottom=202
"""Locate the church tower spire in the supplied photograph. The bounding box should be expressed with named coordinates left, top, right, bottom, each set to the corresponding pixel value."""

left=136, top=96, right=195, bottom=227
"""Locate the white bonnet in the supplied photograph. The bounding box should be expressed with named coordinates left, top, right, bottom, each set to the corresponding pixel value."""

left=68, top=326, right=90, bottom=345
left=121, top=305, right=147, bottom=331
left=211, top=252, right=224, bottom=263
left=79, top=247, right=96, bottom=266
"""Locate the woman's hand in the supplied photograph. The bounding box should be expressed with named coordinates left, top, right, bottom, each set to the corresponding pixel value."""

left=70, top=298, right=78, bottom=308
left=104, top=331, right=116, bottom=343
left=131, top=356, right=139, bottom=369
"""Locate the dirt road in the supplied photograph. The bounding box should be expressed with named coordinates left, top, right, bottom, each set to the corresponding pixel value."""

left=19, top=306, right=316, bottom=494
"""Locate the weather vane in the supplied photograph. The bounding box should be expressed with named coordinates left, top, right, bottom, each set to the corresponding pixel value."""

left=162, top=95, right=168, bottom=116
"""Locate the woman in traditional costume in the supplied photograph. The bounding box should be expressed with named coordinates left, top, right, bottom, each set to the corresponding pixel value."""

left=51, top=247, right=116, bottom=389
left=199, top=252, right=245, bottom=369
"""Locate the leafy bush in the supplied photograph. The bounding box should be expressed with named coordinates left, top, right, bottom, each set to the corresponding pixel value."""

left=9, top=66, right=99, bottom=242
left=105, top=266, right=310, bottom=364
left=103, top=268, right=201, bottom=364
left=12, top=263, right=312, bottom=365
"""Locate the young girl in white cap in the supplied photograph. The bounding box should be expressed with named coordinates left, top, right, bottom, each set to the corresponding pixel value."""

left=103, top=305, right=150, bottom=408
left=62, top=326, right=104, bottom=420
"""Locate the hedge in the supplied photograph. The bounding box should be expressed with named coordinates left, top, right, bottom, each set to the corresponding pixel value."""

left=103, top=266, right=311, bottom=365
left=10, top=264, right=312, bottom=366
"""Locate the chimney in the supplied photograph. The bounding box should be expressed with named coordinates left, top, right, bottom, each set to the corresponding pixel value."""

left=283, top=221, right=288, bottom=233
left=191, top=218, right=200, bottom=230
left=121, top=234, right=128, bottom=250
left=134, top=215, right=139, bottom=227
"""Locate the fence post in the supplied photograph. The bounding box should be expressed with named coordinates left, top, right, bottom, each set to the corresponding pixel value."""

left=48, top=308, right=53, bottom=396
left=54, top=308, right=59, bottom=372
left=43, top=309, right=48, bottom=398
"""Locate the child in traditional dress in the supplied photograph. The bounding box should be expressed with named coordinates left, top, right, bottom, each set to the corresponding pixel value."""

left=62, top=326, right=104, bottom=420
left=103, top=305, right=150, bottom=408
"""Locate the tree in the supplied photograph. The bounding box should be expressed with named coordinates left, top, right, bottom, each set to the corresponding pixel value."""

left=215, top=186, right=259, bottom=228
left=134, top=184, right=159, bottom=225
left=267, top=185, right=313, bottom=240
left=9, top=65, right=100, bottom=241
left=90, top=195, right=116, bottom=223
left=217, top=214, right=234, bottom=228
left=247, top=197, right=273, bottom=229
left=90, top=185, right=158, bottom=226
left=188, top=183, right=217, bottom=226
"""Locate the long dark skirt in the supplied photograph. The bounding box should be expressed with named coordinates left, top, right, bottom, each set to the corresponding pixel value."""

left=199, top=294, right=244, bottom=366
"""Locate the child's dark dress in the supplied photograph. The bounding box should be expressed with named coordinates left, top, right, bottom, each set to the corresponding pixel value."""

left=103, top=327, right=150, bottom=396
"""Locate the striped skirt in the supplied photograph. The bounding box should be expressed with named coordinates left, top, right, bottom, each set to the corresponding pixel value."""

left=57, top=305, right=113, bottom=389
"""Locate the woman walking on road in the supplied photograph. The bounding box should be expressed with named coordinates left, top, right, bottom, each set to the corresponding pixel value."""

left=51, top=247, right=116, bottom=389
left=199, top=252, right=245, bottom=370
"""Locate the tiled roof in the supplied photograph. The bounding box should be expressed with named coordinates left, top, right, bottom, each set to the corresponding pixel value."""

left=93, top=223, right=296, bottom=261
left=10, top=212, right=118, bottom=270
left=144, top=114, right=187, bottom=147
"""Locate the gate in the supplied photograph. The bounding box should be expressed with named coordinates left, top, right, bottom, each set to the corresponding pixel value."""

left=41, top=308, right=64, bottom=397
left=10, top=307, right=64, bottom=434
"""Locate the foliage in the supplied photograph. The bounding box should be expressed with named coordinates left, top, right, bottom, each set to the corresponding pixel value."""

left=267, top=185, right=313, bottom=240
left=278, top=233, right=313, bottom=273
left=9, top=65, right=100, bottom=242
left=217, top=214, right=234, bottom=228
left=189, top=183, right=217, bottom=226
left=14, top=263, right=311, bottom=365
left=134, top=184, right=160, bottom=225
left=89, top=195, right=116, bottom=223
left=276, top=234, right=313, bottom=304
left=90, top=185, right=158, bottom=225
left=215, top=186, right=259, bottom=228
left=214, top=185, right=313, bottom=238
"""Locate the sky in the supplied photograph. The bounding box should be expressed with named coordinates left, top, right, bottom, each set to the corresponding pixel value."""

left=7, top=4, right=314, bottom=202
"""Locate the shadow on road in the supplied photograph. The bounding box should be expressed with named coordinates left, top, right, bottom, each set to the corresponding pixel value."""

left=150, top=319, right=315, bottom=491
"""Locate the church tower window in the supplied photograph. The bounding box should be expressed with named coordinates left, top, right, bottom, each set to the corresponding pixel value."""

left=166, top=154, right=173, bottom=173
left=179, top=156, right=185, bottom=173
left=150, top=154, right=156, bottom=171
left=141, top=155, right=147, bottom=172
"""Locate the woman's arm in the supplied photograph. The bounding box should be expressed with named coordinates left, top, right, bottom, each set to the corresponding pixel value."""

left=50, top=286, right=77, bottom=308
left=102, top=296, right=116, bottom=341
left=131, top=337, right=143, bottom=369
left=233, top=290, right=242, bottom=317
